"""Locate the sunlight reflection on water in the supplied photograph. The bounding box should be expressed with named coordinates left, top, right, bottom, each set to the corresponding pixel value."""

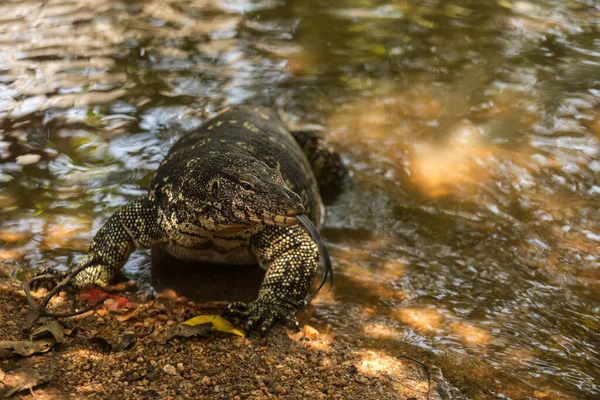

left=0, top=0, right=599, bottom=398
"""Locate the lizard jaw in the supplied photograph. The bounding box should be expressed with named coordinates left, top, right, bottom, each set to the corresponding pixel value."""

left=240, top=213, right=298, bottom=227
left=270, top=215, right=299, bottom=227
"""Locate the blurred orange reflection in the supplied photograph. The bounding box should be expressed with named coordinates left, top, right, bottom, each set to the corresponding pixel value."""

left=449, top=322, right=490, bottom=346
left=394, top=307, right=444, bottom=333
left=410, top=122, right=493, bottom=197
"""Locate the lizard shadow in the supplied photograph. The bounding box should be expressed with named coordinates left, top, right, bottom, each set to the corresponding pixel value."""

left=150, top=249, right=265, bottom=303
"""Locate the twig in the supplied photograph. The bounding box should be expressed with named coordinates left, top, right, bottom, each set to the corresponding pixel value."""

left=193, top=301, right=231, bottom=308
left=23, top=260, right=96, bottom=329
left=398, top=354, right=431, bottom=400
left=381, top=372, right=430, bottom=395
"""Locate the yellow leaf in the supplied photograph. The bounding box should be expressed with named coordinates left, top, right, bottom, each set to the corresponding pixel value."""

left=182, top=315, right=245, bottom=337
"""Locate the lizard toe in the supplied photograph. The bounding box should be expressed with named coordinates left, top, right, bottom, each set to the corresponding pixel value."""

left=227, top=301, right=249, bottom=314
left=221, top=301, right=249, bottom=324
left=235, top=299, right=300, bottom=335
left=285, top=316, right=301, bottom=332
left=259, top=315, right=278, bottom=337
left=245, top=314, right=261, bottom=333
left=29, top=267, right=68, bottom=291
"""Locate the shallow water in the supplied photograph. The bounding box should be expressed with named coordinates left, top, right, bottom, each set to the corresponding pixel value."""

left=1, top=0, right=599, bottom=398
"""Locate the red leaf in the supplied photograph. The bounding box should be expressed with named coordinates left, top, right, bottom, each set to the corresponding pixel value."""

left=111, top=295, right=131, bottom=309
left=78, top=287, right=131, bottom=309
left=78, top=288, right=109, bottom=306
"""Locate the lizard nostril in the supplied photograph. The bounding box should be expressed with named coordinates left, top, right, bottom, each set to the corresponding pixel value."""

left=280, top=198, right=304, bottom=214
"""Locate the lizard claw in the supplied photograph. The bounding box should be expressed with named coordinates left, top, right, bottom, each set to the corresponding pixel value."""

left=29, top=267, right=69, bottom=291
left=222, top=299, right=300, bottom=336
left=222, top=301, right=248, bottom=320
left=287, top=317, right=301, bottom=332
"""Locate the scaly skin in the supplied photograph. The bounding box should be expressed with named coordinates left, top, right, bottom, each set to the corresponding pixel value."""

left=66, top=106, right=346, bottom=334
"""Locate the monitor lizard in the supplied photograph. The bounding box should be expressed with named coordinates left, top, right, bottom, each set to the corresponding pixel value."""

left=61, top=106, right=346, bottom=334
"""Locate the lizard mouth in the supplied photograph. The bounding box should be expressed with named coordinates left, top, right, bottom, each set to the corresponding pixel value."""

left=259, top=205, right=304, bottom=227
left=242, top=211, right=300, bottom=227
left=259, top=211, right=300, bottom=227
left=270, top=214, right=299, bottom=226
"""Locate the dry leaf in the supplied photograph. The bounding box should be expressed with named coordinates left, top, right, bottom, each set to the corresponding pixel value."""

left=103, top=298, right=119, bottom=311
left=63, top=326, right=79, bottom=337
left=30, top=320, right=66, bottom=344
left=96, top=309, right=109, bottom=317
left=92, top=333, right=136, bottom=352
left=1, top=370, right=54, bottom=398
left=0, top=339, right=55, bottom=357
left=154, top=323, right=212, bottom=344
left=114, top=308, right=139, bottom=322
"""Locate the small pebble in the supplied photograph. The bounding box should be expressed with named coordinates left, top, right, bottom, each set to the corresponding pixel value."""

left=302, top=325, right=319, bottom=339
left=16, top=154, right=41, bottom=165
left=163, top=364, right=178, bottom=376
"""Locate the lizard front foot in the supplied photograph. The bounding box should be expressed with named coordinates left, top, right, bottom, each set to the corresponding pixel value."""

left=29, top=260, right=112, bottom=292
left=29, top=267, right=69, bottom=291
left=223, top=300, right=301, bottom=336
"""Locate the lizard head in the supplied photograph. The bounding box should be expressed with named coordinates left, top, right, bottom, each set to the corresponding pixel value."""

left=183, top=155, right=305, bottom=228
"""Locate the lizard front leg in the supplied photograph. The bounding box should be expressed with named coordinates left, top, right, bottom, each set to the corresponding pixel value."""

left=226, top=225, right=319, bottom=335
left=73, top=197, right=165, bottom=286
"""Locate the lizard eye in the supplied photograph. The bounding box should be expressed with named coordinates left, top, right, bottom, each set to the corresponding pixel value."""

left=240, top=181, right=253, bottom=191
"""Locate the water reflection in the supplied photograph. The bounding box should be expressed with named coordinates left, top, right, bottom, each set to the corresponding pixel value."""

left=1, top=0, right=599, bottom=398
